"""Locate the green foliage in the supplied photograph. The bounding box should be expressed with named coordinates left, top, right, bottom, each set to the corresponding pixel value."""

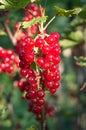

left=79, top=7, right=86, bottom=19
left=0, top=0, right=30, bottom=10
left=30, top=0, right=42, bottom=3
left=70, top=17, right=86, bottom=27
left=27, top=125, right=38, bottom=130
left=80, top=94, right=86, bottom=104
left=67, top=30, right=83, bottom=42
left=0, top=104, right=6, bottom=117
left=74, top=56, right=86, bottom=66
left=0, top=35, right=13, bottom=49
left=20, top=16, right=47, bottom=29
left=54, top=6, right=82, bottom=17
left=0, top=30, right=6, bottom=35
left=60, top=39, right=81, bottom=49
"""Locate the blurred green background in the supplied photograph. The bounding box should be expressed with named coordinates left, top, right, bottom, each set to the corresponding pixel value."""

left=0, top=0, right=86, bottom=130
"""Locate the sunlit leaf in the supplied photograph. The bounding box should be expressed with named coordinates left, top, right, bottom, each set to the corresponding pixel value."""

left=79, top=7, right=86, bottom=19
left=26, top=126, right=38, bottom=130
left=0, top=0, right=30, bottom=10
left=0, top=30, right=6, bottom=35
left=20, top=16, right=47, bottom=29
left=60, top=39, right=81, bottom=49
left=74, top=56, right=86, bottom=66
left=54, top=6, right=82, bottom=17
left=68, top=30, right=83, bottom=42
left=70, top=17, right=86, bottom=27
left=31, top=0, right=42, bottom=2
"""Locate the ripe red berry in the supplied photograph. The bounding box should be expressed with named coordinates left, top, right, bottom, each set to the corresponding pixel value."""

left=32, top=105, right=42, bottom=114
left=27, top=76, right=36, bottom=84
left=37, top=89, right=45, bottom=98
left=42, top=45, right=50, bottom=54
left=45, top=35, right=56, bottom=45
left=37, top=57, right=44, bottom=68
left=50, top=88, right=56, bottom=94
left=27, top=68, right=35, bottom=76
left=35, top=38, right=44, bottom=48
left=25, top=53, right=34, bottom=63
left=44, top=81, right=54, bottom=89
left=20, top=68, right=28, bottom=76
left=50, top=32, right=60, bottom=41
left=37, top=98, right=45, bottom=106
left=47, top=107, right=54, bottom=117
left=47, top=72, right=55, bottom=79
left=44, top=61, right=50, bottom=70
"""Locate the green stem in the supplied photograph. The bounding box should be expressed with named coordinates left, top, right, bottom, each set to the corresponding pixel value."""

left=44, top=16, right=56, bottom=30
left=2, top=20, right=16, bottom=46
left=41, top=107, right=46, bottom=130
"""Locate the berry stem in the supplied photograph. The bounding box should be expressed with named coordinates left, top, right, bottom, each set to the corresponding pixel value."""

left=39, top=5, right=46, bottom=36
left=34, top=53, right=41, bottom=90
left=41, top=107, right=47, bottom=130
left=44, top=16, right=56, bottom=30
left=2, top=20, right=16, bottom=46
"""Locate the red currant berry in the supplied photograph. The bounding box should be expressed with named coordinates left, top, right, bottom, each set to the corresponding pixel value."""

left=50, top=88, right=56, bottom=94
left=37, top=57, right=44, bottom=68
left=37, top=89, right=45, bottom=98
left=25, top=53, right=34, bottom=63
left=35, top=37, right=44, bottom=48
left=32, top=105, right=42, bottom=114
left=20, top=68, right=28, bottom=76
left=51, top=32, right=60, bottom=41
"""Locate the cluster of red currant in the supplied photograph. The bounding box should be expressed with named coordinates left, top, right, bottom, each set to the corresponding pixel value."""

left=0, top=47, right=19, bottom=74
left=18, top=32, right=60, bottom=115
left=14, top=3, right=61, bottom=119
left=18, top=78, right=54, bottom=119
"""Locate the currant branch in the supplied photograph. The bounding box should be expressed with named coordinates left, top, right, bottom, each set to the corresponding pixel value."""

left=2, top=20, right=16, bottom=46
left=44, top=16, right=56, bottom=30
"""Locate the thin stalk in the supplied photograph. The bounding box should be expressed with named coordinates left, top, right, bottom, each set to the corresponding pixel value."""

left=2, top=21, right=16, bottom=46
left=80, top=82, right=86, bottom=91
left=41, top=107, right=47, bottom=130
left=39, top=5, right=45, bottom=35
left=44, top=16, right=56, bottom=30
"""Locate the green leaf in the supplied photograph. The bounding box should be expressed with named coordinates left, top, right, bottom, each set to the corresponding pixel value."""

left=79, top=7, right=86, bottom=19
left=31, top=0, right=42, bottom=2
left=54, top=6, right=82, bottom=17
left=74, top=56, right=86, bottom=66
left=26, top=126, right=38, bottom=130
left=0, top=0, right=30, bottom=10
left=20, top=16, right=47, bottom=29
left=30, top=0, right=36, bottom=2
left=60, top=39, right=81, bottom=49
left=68, top=30, right=83, bottom=42
left=0, top=30, right=6, bottom=35
left=70, top=17, right=86, bottom=27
